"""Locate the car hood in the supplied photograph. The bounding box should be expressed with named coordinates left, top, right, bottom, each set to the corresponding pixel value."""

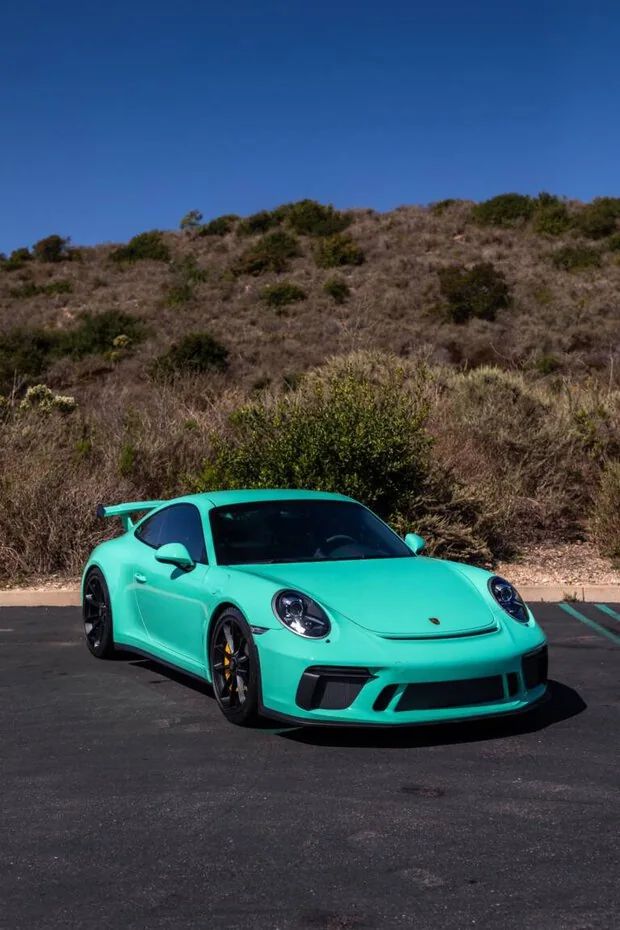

left=236, top=557, right=496, bottom=637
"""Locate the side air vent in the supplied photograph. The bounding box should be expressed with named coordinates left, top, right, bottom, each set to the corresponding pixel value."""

left=296, top=666, right=373, bottom=711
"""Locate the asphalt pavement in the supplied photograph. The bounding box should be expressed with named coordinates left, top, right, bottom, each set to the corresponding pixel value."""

left=0, top=604, right=618, bottom=930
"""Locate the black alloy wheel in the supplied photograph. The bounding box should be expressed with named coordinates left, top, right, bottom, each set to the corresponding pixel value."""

left=210, top=609, right=260, bottom=726
left=83, top=568, right=115, bottom=658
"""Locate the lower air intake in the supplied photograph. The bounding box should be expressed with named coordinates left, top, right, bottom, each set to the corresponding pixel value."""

left=395, top=675, right=504, bottom=711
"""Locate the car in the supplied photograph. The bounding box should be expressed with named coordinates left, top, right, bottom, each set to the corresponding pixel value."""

left=82, top=489, right=548, bottom=727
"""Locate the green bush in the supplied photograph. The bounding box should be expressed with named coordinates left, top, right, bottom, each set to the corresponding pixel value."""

left=58, top=310, right=146, bottom=358
left=1, top=248, right=32, bottom=272
left=260, top=282, right=307, bottom=309
left=32, top=235, right=71, bottom=262
left=151, top=332, right=229, bottom=378
left=237, top=210, right=280, bottom=236
left=198, top=214, right=238, bottom=236
left=109, top=231, right=170, bottom=263
left=234, top=231, right=299, bottom=275
left=438, top=262, right=510, bottom=323
left=323, top=277, right=350, bottom=303
left=0, top=329, right=58, bottom=392
left=533, top=201, right=571, bottom=236
left=313, top=234, right=364, bottom=268
left=9, top=279, right=72, bottom=299
left=574, top=198, right=620, bottom=239
left=194, top=358, right=431, bottom=519
left=605, top=232, right=620, bottom=251
left=192, top=352, right=502, bottom=563
left=551, top=245, right=601, bottom=271
left=471, top=193, right=535, bottom=227
left=591, top=461, right=620, bottom=558
left=283, top=200, right=351, bottom=236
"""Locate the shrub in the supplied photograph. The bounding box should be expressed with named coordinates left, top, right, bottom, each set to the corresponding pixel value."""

left=151, top=332, right=229, bottom=378
left=434, top=366, right=619, bottom=546
left=234, top=231, right=299, bottom=275
left=471, top=193, right=535, bottom=227
left=0, top=328, right=58, bottom=392
left=551, top=245, right=601, bottom=271
left=198, top=214, right=238, bottom=236
left=533, top=201, right=571, bottom=236
left=591, top=461, right=620, bottom=558
left=605, top=232, right=620, bottom=251
left=283, top=200, right=351, bottom=236
left=9, top=279, right=72, bottom=299
left=109, top=231, right=170, bottom=263
left=55, top=311, right=144, bottom=359
left=1, top=248, right=32, bottom=271
left=260, top=282, right=307, bottom=309
left=237, top=210, right=280, bottom=236
left=323, top=277, right=350, bottom=303
left=179, top=210, right=203, bottom=231
left=19, top=384, right=76, bottom=414
left=438, top=262, right=510, bottom=323
left=313, top=234, right=365, bottom=268
left=194, top=357, right=431, bottom=519
left=430, top=199, right=460, bottom=215
left=166, top=281, right=194, bottom=306
left=534, top=354, right=561, bottom=375
left=165, top=256, right=208, bottom=305
left=32, top=235, right=71, bottom=262
left=192, top=351, right=503, bottom=563
left=574, top=198, right=620, bottom=239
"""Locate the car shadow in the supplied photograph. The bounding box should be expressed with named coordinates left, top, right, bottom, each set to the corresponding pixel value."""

left=124, top=656, right=215, bottom=699
left=276, top=680, right=587, bottom=748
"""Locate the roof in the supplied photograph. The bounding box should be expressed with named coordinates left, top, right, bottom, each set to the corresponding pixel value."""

left=185, top=489, right=355, bottom=508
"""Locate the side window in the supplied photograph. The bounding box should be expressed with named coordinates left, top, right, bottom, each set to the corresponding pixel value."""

left=135, top=510, right=168, bottom=549
left=136, top=504, right=207, bottom=564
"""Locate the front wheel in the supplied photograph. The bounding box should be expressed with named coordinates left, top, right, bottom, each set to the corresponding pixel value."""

left=210, top=609, right=260, bottom=726
left=83, top=568, right=115, bottom=659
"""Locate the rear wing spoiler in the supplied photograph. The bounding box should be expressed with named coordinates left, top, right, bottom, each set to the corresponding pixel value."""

left=96, top=500, right=163, bottom=531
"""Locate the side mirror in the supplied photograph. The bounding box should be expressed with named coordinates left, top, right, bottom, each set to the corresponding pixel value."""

left=155, top=542, right=195, bottom=571
left=404, top=532, right=426, bottom=555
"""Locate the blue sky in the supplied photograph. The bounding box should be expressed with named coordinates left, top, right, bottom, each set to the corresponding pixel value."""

left=1, top=0, right=619, bottom=251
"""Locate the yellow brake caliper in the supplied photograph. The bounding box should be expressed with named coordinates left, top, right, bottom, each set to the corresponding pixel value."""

left=223, top=641, right=232, bottom=683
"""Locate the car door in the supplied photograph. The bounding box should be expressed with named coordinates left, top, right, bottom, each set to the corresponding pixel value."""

left=132, top=503, right=210, bottom=669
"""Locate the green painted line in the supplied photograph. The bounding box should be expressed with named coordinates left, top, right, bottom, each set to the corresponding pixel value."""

left=594, top=603, right=620, bottom=624
left=558, top=603, right=620, bottom=646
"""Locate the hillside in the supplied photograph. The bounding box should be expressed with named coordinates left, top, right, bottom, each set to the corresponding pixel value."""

left=1, top=195, right=619, bottom=584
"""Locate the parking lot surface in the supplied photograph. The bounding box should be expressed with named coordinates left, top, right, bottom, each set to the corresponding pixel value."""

left=0, top=604, right=618, bottom=929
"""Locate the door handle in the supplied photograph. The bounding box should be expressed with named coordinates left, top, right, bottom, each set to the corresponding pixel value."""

left=134, top=572, right=147, bottom=584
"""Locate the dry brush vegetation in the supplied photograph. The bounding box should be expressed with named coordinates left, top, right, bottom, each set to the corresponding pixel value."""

left=1, top=195, right=619, bottom=583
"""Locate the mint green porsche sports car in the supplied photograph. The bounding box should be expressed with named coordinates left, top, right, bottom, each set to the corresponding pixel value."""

left=82, top=490, right=548, bottom=727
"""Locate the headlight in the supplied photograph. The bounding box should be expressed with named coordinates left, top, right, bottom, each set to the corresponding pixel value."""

left=273, top=590, right=331, bottom=638
left=488, top=576, right=528, bottom=623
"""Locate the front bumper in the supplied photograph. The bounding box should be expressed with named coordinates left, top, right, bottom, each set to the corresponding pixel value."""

left=255, top=620, right=548, bottom=726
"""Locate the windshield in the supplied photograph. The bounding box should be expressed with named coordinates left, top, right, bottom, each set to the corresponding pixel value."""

left=209, top=499, right=413, bottom=565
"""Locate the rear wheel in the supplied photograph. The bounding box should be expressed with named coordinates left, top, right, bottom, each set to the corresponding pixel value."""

left=83, top=568, right=115, bottom=659
left=210, top=609, right=260, bottom=726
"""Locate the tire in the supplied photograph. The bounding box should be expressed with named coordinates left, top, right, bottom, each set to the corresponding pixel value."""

left=209, top=608, right=261, bottom=727
left=82, top=567, right=116, bottom=659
